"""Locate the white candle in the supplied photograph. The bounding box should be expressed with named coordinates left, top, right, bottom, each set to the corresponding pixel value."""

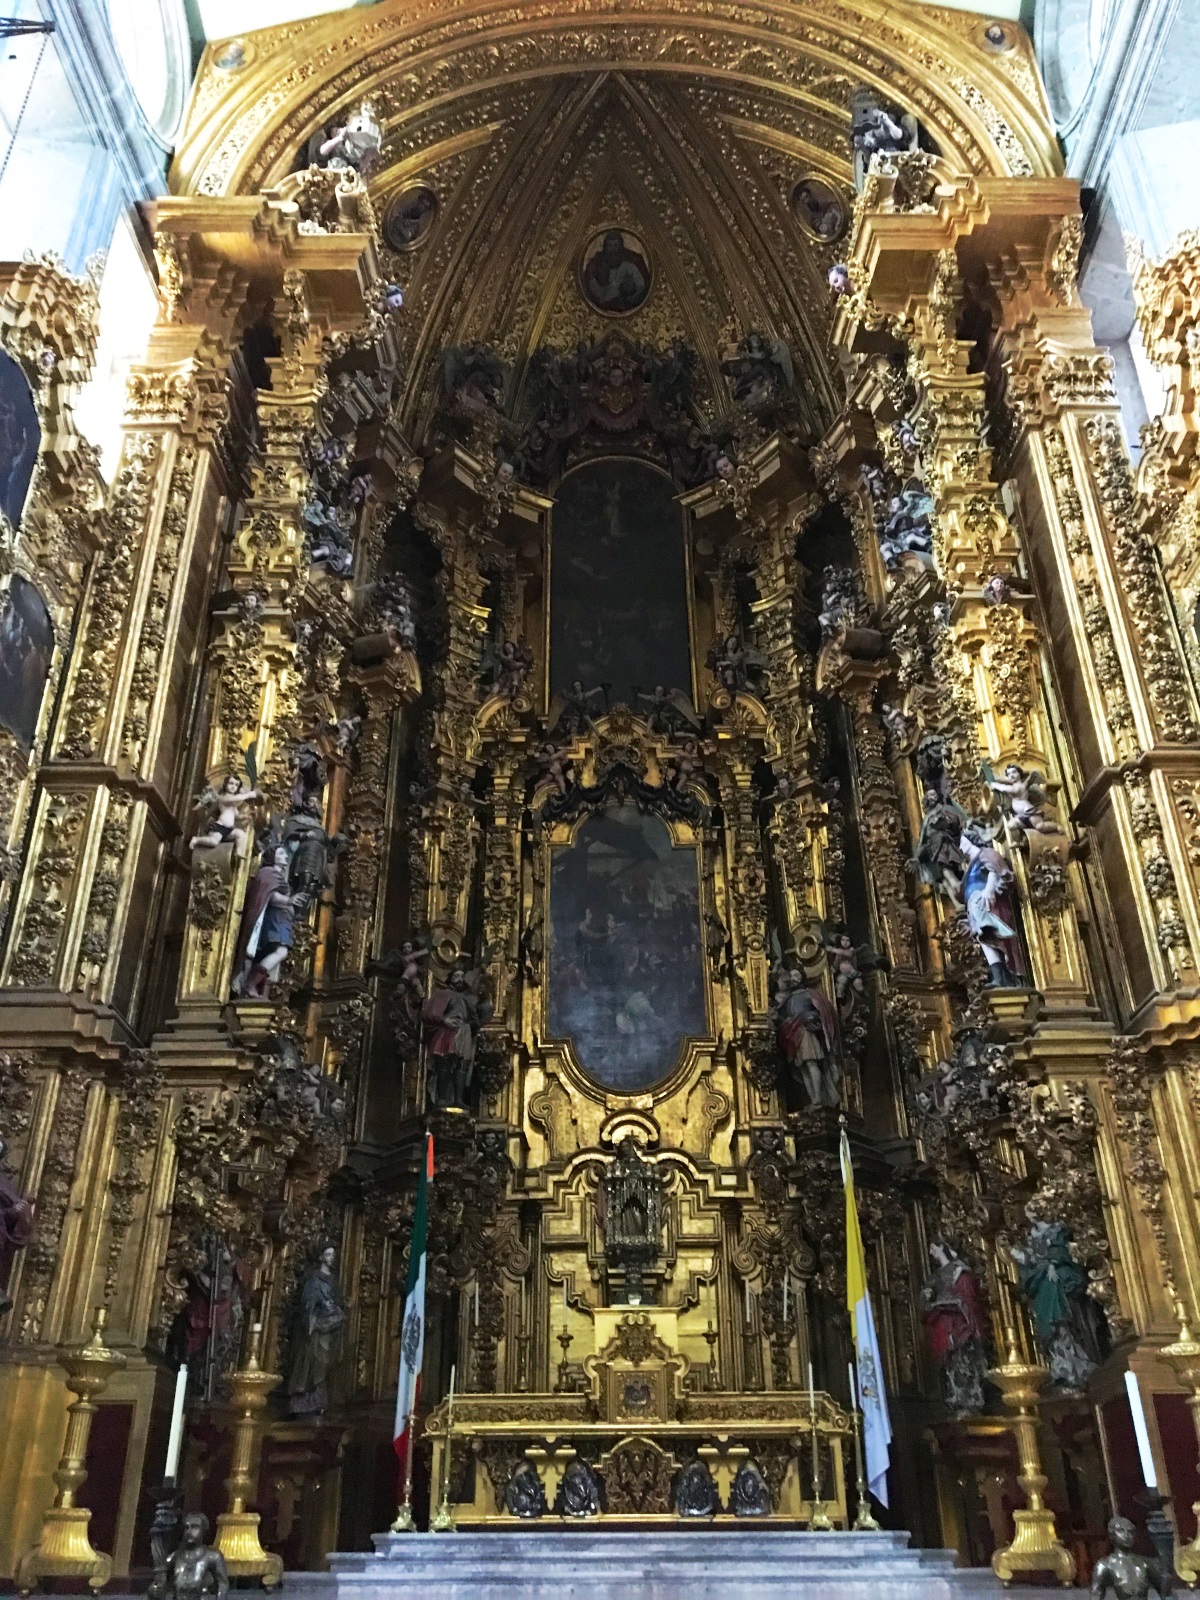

left=562, top=1276, right=567, bottom=1311
left=474, top=1282, right=479, bottom=1325
left=808, top=1359, right=816, bottom=1416
left=745, top=1279, right=751, bottom=1321
left=448, top=1363, right=456, bottom=1415
left=783, top=1277, right=789, bottom=1322
left=1124, top=1369, right=1158, bottom=1488
left=164, top=1363, right=188, bottom=1483
left=848, top=1359, right=858, bottom=1412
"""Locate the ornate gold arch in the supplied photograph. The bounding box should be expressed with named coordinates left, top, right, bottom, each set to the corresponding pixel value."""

left=172, top=0, right=1059, bottom=435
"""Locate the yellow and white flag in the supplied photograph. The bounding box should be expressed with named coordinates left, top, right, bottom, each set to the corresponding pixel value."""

left=841, top=1127, right=892, bottom=1506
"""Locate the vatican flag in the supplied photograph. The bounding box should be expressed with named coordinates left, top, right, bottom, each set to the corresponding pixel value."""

left=841, top=1126, right=893, bottom=1507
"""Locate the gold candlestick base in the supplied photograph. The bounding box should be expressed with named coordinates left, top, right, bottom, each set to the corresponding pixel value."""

left=213, top=1324, right=283, bottom=1587
left=808, top=1499, right=834, bottom=1531
left=853, top=1498, right=880, bottom=1532
left=431, top=1494, right=454, bottom=1532
left=16, top=1307, right=128, bottom=1597
left=988, top=1347, right=1076, bottom=1588
left=213, top=1511, right=283, bottom=1585
left=390, top=1495, right=417, bottom=1533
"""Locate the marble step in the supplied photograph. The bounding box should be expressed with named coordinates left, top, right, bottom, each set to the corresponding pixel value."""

left=283, top=1529, right=1065, bottom=1599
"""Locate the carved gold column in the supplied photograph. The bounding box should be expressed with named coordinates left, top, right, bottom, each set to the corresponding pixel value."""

left=152, top=200, right=381, bottom=1018
left=2, top=316, right=232, bottom=1010
left=837, top=173, right=1094, bottom=1019
left=980, top=183, right=1200, bottom=1334
left=0, top=257, right=105, bottom=939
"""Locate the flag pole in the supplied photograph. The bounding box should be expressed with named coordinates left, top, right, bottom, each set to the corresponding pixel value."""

left=848, top=1359, right=880, bottom=1531
left=391, top=1133, right=433, bottom=1534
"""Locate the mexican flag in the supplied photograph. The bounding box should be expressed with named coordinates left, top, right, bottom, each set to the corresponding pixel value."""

left=394, top=1132, right=433, bottom=1482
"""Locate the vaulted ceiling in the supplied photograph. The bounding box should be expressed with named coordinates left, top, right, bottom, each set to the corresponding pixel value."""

left=174, top=0, right=1056, bottom=437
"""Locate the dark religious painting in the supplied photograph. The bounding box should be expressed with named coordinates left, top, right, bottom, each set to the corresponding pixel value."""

left=548, top=805, right=706, bottom=1092
left=579, top=228, right=652, bottom=315
left=0, top=576, right=53, bottom=749
left=789, top=176, right=848, bottom=242
left=550, top=460, right=690, bottom=707
left=384, top=184, right=437, bottom=251
left=0, top=350, right=40, bottom=534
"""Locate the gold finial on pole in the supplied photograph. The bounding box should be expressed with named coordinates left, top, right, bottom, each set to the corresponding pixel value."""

left=1161, top=1306, right=1200, bottom=1585
left=987, top=1324, right=1076, bottom=1587
left=213, top=1322, right=283, bottom=1587
left=16, top=1306, right=128, bottom=1596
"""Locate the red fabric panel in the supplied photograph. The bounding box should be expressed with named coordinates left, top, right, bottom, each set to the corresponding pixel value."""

left=1155, top=1391, right=1200, bottom=1542
left=79, top=1402, right=133, bottom=1561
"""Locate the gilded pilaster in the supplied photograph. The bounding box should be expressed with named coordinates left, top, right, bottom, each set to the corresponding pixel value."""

left=838, top=162, right=1095, bottom=1017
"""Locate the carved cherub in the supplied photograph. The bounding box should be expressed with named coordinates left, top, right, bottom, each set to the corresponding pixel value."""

left=668, top=738, right=702, bottom=792
left=309, top=101, right=383, bottom=177
left=822, top=925, right=888, bottom=1014
left=881, top=701, right=917, bottom=753
left=189, top=773, right=259, bottom=860
left=482, top=635, right=534, bottom=700
left=828, top=263, right=853, bottom=297
left=983, top=761, right=1063, bottom=839
left=538, top=742, right=573, bottom=796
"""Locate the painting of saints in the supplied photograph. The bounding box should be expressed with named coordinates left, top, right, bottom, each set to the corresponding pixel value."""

left=549, top=806, right=706, bottom=1091
left=0, top=576, right=53, bottom=750
left=0, top=351, right=40, bottom=534
left=579, top=229, right=652, bottom=315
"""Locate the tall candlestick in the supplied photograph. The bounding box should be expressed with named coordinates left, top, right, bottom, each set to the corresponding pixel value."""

left=848, top=1356, right=879, bottom=1530
left=164, top=1363, right=188, bottom=1483
left=807, top=1358, right=832, bottom=1529
left=432, top=1364, right=457, bottom=1532
left=1125, top=1368, right=1159, bottom=1488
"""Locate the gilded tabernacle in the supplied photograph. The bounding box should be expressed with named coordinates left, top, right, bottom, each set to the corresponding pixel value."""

left=1, top=0, right=1200, bottom=1594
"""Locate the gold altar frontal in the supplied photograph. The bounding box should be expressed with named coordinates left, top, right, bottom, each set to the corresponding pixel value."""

left=427, top=1309, right=849, bottom=1527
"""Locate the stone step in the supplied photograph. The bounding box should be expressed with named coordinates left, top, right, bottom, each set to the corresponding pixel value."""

left=280, top=1529, right=1070, bottom=1599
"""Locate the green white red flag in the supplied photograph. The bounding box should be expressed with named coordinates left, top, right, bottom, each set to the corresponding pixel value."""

left=394, top=1132, right=432, bottom=1478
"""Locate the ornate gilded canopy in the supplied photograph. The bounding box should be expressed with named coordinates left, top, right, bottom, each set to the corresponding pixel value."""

left=173, top=0, right=1058, bottom=436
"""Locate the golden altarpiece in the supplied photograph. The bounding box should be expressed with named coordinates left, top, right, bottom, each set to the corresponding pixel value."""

left=6, top=0, right=1200, bottom=1587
